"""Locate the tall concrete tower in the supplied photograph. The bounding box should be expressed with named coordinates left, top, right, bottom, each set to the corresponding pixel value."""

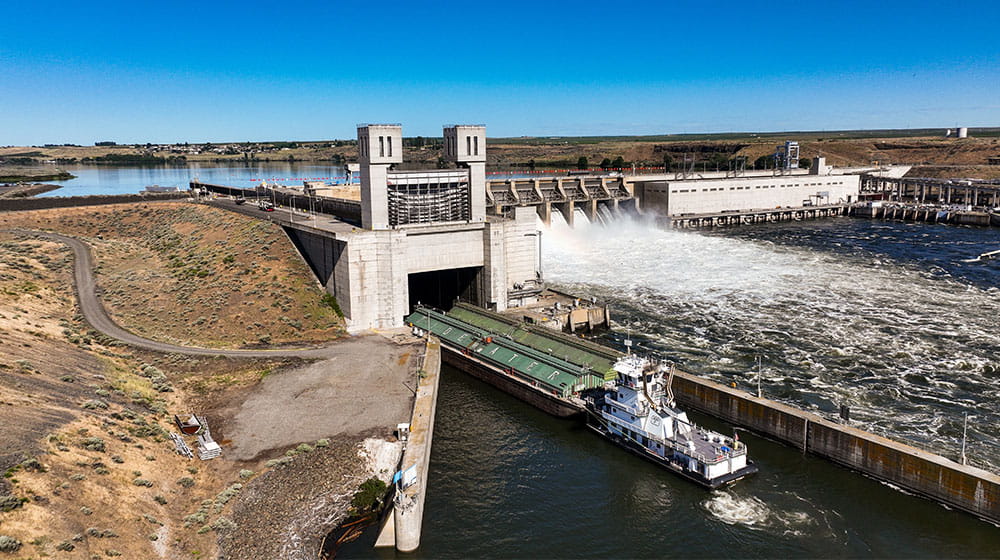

left=358, top=124, right=403, bottom=230
left=443, top=125, right=487, bottom=222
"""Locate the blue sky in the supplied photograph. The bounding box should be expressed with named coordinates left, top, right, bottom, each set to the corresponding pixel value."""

left=2, top=0, right=998, bottom=145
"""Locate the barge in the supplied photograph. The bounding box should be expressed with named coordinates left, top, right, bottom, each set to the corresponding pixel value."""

left=406, top=306, right=609, bottom=418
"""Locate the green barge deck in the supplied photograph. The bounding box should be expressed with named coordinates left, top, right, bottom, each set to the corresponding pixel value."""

left=406, top=306, right=607, bottom=401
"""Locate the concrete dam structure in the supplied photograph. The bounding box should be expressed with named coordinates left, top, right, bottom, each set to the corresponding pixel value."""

left=204, top=124, right=545, bottom=331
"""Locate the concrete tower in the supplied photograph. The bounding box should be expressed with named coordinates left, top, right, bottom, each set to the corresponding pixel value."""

left=443, top=125, right=487, bottom=222
left=358, top=124, right=403, bottom=230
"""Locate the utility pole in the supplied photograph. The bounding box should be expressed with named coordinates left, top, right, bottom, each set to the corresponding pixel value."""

left=961, top=413, right=968, bottom=466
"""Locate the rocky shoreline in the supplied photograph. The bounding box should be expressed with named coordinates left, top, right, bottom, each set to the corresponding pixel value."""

left=218, top=433, right=402, bottom=560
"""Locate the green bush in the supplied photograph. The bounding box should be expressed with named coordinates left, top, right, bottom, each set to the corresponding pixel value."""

left=350, top=477, right=387, bottom=513
left=320, top=293, right=344, bottom=317
left=176, top=476, right=195, bottom=488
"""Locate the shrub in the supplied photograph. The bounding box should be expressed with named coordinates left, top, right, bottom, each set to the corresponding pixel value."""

left=0, top=535, right=21, bottom=553
left=56, top=540, right=75, bottom=552
left=176, top=477, right=195, bottom=488
left=82, top=399, right=109, bottom=410
left=153, top=495, right=167, bottom=505
left=0, top=495, right=25, bottom=512
left=210, top=517, right=237, bottom=532
left=315, top=438, right=330, bottom=448
left=350, top=477, right=387, bottom=513
left=238, top=469, right=254, bottom=480
left=321, top=293, right=344, bottom=317
left=295, top=443, right=313, bottom=454
left=81, top=437, right=106, bottom=452
left=265, top=457, right=292, bottom=468
left=132, top=478, right=153, bottom=487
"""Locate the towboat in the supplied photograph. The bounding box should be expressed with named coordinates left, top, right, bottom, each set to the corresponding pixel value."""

left=587, top=355, right=758, bottom=488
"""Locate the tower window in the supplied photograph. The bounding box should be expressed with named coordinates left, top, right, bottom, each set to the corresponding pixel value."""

left=379, top=136, right=385, bottom=157
left=474, top=136, right=479, bottom=156
left=466, top=136, right=471, bottom=156
left=387, top=136, right=393, bottom=157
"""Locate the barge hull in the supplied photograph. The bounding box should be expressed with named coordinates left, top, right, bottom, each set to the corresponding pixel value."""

left=441, top=347, right=584, bottom=419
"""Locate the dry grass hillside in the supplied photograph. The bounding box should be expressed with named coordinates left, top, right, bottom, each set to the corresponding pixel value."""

left=0, top=233, right=282, bottom=559
left=0, top=203, right=345, bottom=349
left=0, top=204, right=359, bottom=558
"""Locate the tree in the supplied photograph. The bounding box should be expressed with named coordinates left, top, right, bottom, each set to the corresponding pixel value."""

left=528, top=159, right=536, bottom=171
left=576, top=156, right=588, bottom=170
left=799, top=157, right=812, bottom=170
left=599, top=158, right=612, bottom=170
left=612, top=156, right=626, bottom=168
left=662, top=153, right=673, bottom=170
left=754, top=155, right=775, bottom=169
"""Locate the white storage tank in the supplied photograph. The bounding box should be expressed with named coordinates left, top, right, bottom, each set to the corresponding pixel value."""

left=958, top=127, right=969, bottom=138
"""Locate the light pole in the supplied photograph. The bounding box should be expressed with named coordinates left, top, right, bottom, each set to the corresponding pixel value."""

left=756, top=355, right=762, bottom=398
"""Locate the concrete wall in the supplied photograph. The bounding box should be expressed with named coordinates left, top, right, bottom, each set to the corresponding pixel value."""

left=670, top=371, right=1000, bottom=525
left=394, top=337, right=442, bottom=552
left=503, top=206, right=540, bottom=292
left=640, top=174, right=860, bottom=216
left=403, top=227, right=485, bottom=274
left=481, top=221, right=508, bottom=311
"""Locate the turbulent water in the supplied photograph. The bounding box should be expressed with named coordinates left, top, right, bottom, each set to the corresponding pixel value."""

left=340, top=215, right=1000, bottom=560
left=543, top=211, right=1000, bottom=471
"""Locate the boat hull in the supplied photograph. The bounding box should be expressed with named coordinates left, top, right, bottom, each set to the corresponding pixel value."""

left=440, top=346, right=585, bottom=419
left=586, top=414, right=758, bottom=489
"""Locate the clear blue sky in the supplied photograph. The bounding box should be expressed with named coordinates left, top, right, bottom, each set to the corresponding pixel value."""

left=2, top=0, right=998, bottom=145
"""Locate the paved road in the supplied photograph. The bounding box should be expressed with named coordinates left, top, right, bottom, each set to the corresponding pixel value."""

left=5, top=229, right=351, bottom=358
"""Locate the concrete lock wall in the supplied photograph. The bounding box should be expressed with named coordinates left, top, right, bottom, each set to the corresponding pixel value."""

left=403, top=226, right=485, bottom=274
left=642, top=175, right=860, bottom=216
left=503, top=206, right=540, bottom=290
left=670, top=371, right=1000, bottom=524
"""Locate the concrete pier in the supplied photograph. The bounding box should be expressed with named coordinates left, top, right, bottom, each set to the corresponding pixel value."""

left=392, top=336, right=441, bottom=552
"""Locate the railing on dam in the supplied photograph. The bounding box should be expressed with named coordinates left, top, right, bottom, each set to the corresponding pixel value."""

left=190, top=181, right=362, bottom=225
left=862, top=174, right=1000, bottom=208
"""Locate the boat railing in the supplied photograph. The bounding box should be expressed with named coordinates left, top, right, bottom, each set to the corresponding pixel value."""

left=651, top=432, right=747, bottom=465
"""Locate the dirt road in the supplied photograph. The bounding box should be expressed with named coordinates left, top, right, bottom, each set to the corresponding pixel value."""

left=6, top=229, right=354, bottom=358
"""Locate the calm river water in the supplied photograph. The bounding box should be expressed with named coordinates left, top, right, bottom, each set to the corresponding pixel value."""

left=38, top=166, right=1000, bottom=556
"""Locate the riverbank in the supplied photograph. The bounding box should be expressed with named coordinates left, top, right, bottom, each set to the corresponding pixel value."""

left=0, top=183, right=62, bottom=198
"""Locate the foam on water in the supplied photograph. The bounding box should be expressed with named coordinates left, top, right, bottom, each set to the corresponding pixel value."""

left=701, top=491, right=826, bottom=538
left=540, top=213, right=1000, bottom=470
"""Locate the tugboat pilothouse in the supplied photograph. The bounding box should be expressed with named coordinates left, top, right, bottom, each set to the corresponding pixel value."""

left=588, top=355, right=758, bottom=488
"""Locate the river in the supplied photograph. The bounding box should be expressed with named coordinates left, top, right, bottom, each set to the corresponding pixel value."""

left=341, top=214, right=1000, bottom=558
